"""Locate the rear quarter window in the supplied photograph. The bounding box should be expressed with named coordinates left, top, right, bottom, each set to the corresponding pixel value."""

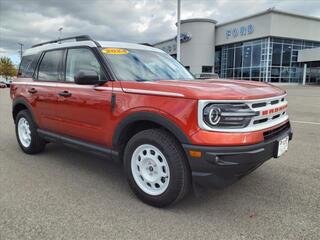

left=18, top=55, right=38, bottom=78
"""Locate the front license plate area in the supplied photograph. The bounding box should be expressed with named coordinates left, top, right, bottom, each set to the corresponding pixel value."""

left=276, top=135, right=289, bottom=158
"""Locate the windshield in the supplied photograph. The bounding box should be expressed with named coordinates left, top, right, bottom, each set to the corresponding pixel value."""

left=102, top=48, right=194, bottom=81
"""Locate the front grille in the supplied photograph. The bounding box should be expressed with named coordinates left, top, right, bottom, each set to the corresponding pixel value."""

left=198, top=94, right=289, bottom=133
left=263, top=122, right=290, bottom=140
left=253, top=118, right=268, bottom=124
left=252, top=102, right=266, bottom=108
left=247, top=94, right=288, bottom=129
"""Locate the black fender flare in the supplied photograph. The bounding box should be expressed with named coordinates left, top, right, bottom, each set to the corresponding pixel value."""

left=112, top=111, right=191, bottom=147
left=12, top=98, right=38, bottom=126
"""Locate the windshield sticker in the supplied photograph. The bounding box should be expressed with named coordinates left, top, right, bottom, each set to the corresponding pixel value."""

left=102, top=48, right=129, bottom=55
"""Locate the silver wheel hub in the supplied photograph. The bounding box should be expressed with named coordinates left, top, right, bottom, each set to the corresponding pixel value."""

left=18, top=117, right=31, bottom=148
left=131, top=144, right=170, bottom=196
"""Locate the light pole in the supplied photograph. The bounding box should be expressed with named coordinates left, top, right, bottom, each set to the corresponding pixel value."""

left=17, top=43, right=24, bottom=60
left=177, top=0, right=181, bottom=62
left=58, top=27, right=63, bottom=40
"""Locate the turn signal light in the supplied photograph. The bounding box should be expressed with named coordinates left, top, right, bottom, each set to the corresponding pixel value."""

left=189, top=150, right=202, bottom=158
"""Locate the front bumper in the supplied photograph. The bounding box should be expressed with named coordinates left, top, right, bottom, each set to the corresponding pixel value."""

left=183, top=122, right=293, bottom=188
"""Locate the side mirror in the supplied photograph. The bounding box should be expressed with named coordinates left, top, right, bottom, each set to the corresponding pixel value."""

left=74, top=70, right=99, bottom=85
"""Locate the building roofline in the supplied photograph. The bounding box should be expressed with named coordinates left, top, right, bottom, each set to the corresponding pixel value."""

left=153, top=18, right=217, bottom=45
left=153, top=37, right=175, bottom=46
left=153, top=9, right=320, bottom=46
left=180, top=18, right=217, bottom=24
left=216, top=8, right=320, bottom=27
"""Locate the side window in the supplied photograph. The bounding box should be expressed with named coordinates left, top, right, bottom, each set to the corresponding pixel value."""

left=21, top=53, right=41, bottom=78
left=38, top=50, right=64, bottom=81
left=19, top=55, right=34, bottom=77
left=65, top=48, right=105, bottom=82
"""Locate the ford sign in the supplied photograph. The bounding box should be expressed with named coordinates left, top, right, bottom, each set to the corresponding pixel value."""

left=226, top=24, right=254, bottom=39
left=175, top=32, right=192, bottom=43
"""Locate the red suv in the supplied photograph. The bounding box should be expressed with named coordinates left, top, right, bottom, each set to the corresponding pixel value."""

left=11, top=35, right=292, bottom=207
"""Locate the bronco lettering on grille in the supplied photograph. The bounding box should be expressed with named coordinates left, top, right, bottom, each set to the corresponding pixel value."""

left=261, top=104, right=288, bottom=116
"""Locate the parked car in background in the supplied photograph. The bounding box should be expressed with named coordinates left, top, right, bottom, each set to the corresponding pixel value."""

left=5, top=79, right=12, bottom=87
left=194, top=73, right=219, bottom=79
left=0, top=78, right=12, bottom=87
left=0, top=82, right=7, bottom=88
left=11, top=35, right=292, bottom=207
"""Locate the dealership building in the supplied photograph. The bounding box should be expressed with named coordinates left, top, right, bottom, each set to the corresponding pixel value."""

left=153, top=9, right=320, bottom=84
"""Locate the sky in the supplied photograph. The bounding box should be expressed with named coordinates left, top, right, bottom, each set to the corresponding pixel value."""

left=1, top=0, right=320, bottom=65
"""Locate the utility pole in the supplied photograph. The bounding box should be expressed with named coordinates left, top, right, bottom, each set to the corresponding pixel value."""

left=177, top=0, right=181, bottom=62
left=17, top=43, right=24, bottom=60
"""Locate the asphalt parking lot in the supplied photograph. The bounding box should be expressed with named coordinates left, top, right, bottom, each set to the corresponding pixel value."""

left=0, top=86, right=319, bottom=240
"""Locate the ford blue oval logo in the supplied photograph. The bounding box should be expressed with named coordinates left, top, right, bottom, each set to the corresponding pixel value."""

left=175, top=33, right=192, bottom=43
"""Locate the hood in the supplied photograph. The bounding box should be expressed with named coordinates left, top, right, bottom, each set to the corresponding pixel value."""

left=119, top=79, right=286, bottom=100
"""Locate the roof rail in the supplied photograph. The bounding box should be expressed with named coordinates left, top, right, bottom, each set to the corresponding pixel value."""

left=31, top=35, right=101, bottom=48
left=139, top=43, right=153, bottom=47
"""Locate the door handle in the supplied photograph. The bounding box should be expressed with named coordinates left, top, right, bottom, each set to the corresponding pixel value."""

left=58, top=91, right=72, bottom=97
left=28, top=88, right=37, bottom=94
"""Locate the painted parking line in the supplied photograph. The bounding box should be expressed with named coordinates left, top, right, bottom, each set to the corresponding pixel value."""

left=291, top=120, right=320, bottom=125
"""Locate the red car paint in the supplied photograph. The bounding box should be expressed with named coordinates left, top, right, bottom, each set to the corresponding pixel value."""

left=11, top=76, right=288, bottom=148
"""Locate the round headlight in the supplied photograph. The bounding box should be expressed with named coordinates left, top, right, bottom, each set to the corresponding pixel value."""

left=201, top=102, right=257, bottom=129
left=208, top=107, right=221, bottom=125
left=203, top=105, right=222, bottom=127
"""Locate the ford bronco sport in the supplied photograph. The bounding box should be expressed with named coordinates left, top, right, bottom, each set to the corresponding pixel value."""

left=11, top=35, right=292, bottom=207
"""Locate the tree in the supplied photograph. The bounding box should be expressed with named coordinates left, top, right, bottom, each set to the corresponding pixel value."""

left=0, top=57, right=17, bottom=80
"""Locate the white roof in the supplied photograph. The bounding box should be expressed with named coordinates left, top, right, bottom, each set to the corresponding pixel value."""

left=23, top=40, right=163, bottom=56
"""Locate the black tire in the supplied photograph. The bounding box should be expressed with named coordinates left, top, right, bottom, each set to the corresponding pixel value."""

left=124, top=129, right=191, bottom=207
left=15, top=110, right=46, bottom=154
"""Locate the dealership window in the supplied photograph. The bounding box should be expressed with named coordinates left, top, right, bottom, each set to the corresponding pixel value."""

left=243, top=46, right=252, bottom=68
left=234, top=68, right=241, bottom=79
left=252, top=45, right=261, bottom=67
left=214, top=49, right=221, bottom=75
left=306, top=61, right=320, bottom=84
left=242, top=68, right=250, bottom=79
left=251, top=68, right=260, bottom=78
left=227, top=48, right=234, bottom=68
left=272, top=44, right=282, bottom=66
left=227, top=69, right=233, bottom=78
left=235, top=47, right=242, bottom=68
left=282, top=45, right=292, bottom=66
left=202, top=66, right=213, bottom=73
left=216, top=38, right=266, bottom=81
left=216, top=37, right=320, bottom=83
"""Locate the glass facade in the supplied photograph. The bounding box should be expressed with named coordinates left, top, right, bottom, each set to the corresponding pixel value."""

left=215, top=37, right=320, bottom=83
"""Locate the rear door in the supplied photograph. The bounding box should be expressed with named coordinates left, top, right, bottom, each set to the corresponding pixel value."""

left=54, top=47, right=113, bottom=146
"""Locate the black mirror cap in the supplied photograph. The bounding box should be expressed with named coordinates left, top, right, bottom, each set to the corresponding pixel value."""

left=74, top=70, right=100, bottom=85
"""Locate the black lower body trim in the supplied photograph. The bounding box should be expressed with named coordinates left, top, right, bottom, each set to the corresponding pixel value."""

left=183, top=127, right=293, bottom=188
left=37, top=129, right=118, bottom=160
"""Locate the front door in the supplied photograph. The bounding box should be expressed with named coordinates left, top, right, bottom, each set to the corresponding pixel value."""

left=54, top=47, right=113, bottom=146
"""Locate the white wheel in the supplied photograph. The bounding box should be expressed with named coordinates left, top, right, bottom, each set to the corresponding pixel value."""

left=17, top=117, right=31, bottom=148
left=131, top=144, right=170, bottom=196
left=124, top=129, right=190, bottom=207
